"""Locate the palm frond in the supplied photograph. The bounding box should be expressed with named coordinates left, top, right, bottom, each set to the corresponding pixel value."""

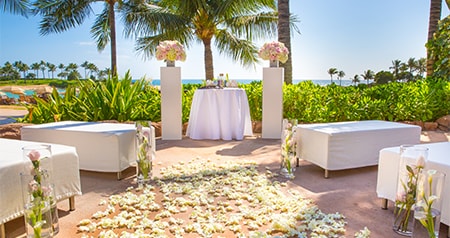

left=215, top=29, right=259, bottom=68
left=1, top=0, right=30, bottom=16
left=35, top=0, right=94, bottom=35
left=225, top=12, right=278, bottom=40
left=91, top=4, right=110, bottom=52
left=121, top=1, right=191, bottom=39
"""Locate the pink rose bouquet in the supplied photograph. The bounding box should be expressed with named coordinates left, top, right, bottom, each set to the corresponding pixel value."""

left=156, top=40, right=187, bottom=62
left=258, top=41, right=289, bottom=63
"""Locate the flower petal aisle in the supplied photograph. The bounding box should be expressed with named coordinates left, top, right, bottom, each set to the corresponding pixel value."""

left=77, top=159, right=365, bottom=237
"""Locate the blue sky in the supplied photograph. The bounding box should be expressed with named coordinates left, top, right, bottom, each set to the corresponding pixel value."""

left=1, top=1, right=449, bottom=80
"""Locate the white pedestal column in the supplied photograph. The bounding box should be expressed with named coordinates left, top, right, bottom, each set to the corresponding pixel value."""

left=161, top=67, right=182, bottom=140
left=262, top=67, right=284, bottom=139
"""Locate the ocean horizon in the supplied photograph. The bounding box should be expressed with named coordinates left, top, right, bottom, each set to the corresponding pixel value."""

left=145, top=79, right=356, bottom=87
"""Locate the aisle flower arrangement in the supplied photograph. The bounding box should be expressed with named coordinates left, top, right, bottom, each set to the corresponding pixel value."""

left=394, top=155, right=426, bottom=234
left=135, top=122, right=153, bottom=185
left=414, top=169, right=445, bottom=238
left=156, top=40, right=186, bottom=62
left=258, top=41, right=289, bottom=63
left=23, top=149, right=54, bottom=238
left=280, top=119, right=297, bottom=179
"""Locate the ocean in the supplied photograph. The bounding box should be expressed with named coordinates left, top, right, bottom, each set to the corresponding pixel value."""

left=147, top=79, right=354, bottom=87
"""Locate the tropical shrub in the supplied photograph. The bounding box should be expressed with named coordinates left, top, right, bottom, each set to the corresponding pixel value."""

left=20, top=77, right=450, bottom=125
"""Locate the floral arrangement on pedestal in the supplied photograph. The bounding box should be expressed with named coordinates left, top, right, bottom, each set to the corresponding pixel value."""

left=156, top=40, right=186, bottom=66
left=22, top=146, right=56, bottom=238
left=258, top=41, right=289, bottom=67
left=280, top=119, right=297, bottom=179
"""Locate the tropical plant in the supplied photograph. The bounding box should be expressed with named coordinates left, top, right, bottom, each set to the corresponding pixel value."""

left=124, top=0, right=279, bottom=80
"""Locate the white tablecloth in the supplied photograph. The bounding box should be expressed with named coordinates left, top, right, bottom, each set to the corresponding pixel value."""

left=0, top=138, right=82, bottom=224
left=296, top=120, right=422, bottom=172
left=21, top=121, right=138, bottom=173
left=376, top=142, right=450, bottom=226
left=186, top=88, right=253, bottom=140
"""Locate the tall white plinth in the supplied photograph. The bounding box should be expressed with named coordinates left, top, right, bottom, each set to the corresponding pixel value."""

left=262, top=67, right=284, bottom=139
left=161, top=67, right=182, bottom=140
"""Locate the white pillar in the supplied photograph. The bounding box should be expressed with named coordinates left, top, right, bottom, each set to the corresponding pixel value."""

left=160, top=67, right=182, bottom=140
left=262, top=67, right=284, bottom=139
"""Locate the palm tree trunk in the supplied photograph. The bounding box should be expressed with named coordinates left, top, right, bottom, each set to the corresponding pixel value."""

left=203, top=38, right=214, bottom=80
left=278, top=0, right=292, bottom=84
left=108, top=1, right=118, bottom=77
left=426, top=0, right=442, bottom=77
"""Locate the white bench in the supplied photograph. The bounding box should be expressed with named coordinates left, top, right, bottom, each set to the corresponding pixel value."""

left=0, top=138, right=82, bottom=236
left=376, top=142, right=450, bottom=237
left=21, top=121, right=156, bottom=180
left=295, top=120, right=422, bottom=178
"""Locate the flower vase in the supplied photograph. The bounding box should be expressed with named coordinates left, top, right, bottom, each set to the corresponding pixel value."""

left=393, top=145, right=429, bottom=236
left=20, top=173, right=54, bottom=238
left=270, top=59, right=279, bottom=68
left=280, top=119, right=298, bottom=179
left=166, top=60, right=175, bottom=67
left=412, top=169, right=445, bottom=238
left=135, top=121, right=153, bottom=186
left=22, top=144, right=58, bottom=237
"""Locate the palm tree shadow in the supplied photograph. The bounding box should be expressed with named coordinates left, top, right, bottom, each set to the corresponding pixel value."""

left=215, top=138, right=279, bottom=156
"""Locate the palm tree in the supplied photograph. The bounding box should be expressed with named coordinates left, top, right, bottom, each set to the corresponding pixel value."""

left=361, top=69, right=375, bottom=85
left=39, top=60, right=46, bottom=78
left=87, top=63, right=99, bottom=79
left=406, top=57, right=417, bottom=76
left=80, top=61, right=89, bottom=79
left=351, top=74, right=360, bottom=85
left=327, top=68, right=337, bottom=83
left=1, top=0, right=29, bottom=16
left=124, top=0, right=279, bottom=80
left=427, top=0, right=442, bottom=76
left=34, top=0, right=120, bottom=76
left=390, top=59, right=402, bottom=80
left=337, top=70, right=345, bottom=86
left=30, top=62, right=40, bottom=78
left=12, top=60, right=27, bottom=78
left=278, top=0, right=297, bottom=84
left=57, top=63, right=65, bottom=78
left=47, top=63, right=56, bottom=79
left=417, top=58, right=427, bottom=78
left=18, top=61, right=29, bottom=79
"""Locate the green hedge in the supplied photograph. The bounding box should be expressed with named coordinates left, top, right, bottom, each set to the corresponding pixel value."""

left=20, top=76, right=450, bottom=124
